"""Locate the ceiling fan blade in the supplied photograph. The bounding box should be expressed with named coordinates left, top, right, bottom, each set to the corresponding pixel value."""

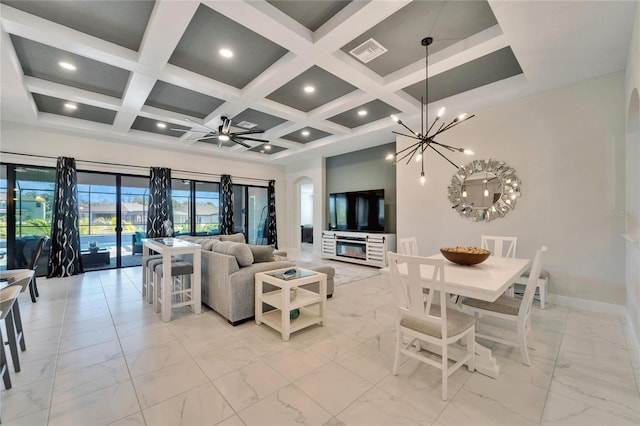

left=231, top=129, right=265, bottom=136
left=193, top=135, right=219, bottom=141
left=231, top=137, right=251, bottom=148
left=184, top=118, right=218, bottom=133
left=234, top=136, right=269, bottom=143
left=170, top=128, right=189, bottom=132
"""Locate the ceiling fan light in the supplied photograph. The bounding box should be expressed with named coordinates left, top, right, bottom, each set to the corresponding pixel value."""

left=218, top=134, right=230, bottom=142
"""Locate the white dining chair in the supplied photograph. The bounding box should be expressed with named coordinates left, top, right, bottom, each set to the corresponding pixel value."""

left=388, top=252, right=475, bottom=400
left=480, top=235, right=517, bottom=258
left=459, top=246, right=547, bottom=366
left=398, top=236, right=419, bottom=255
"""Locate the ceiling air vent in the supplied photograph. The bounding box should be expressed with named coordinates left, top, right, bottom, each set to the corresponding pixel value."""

left=236, top=120, right=257, bottom=129
left=349, top=38, right=388, bottom=63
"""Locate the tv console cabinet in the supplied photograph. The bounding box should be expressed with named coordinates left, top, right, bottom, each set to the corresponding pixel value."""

left=321, top=231, right=396, bottom=268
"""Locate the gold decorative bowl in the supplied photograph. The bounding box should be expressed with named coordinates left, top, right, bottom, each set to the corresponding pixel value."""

left=440, top=246, right=490, bottom=266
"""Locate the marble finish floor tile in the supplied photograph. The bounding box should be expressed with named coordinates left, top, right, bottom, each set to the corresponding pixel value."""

left=3, top=269, right=640, bottom=426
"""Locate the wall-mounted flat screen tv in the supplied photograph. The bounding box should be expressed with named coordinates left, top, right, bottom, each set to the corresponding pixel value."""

left=328, top=189, right=385, bottom=232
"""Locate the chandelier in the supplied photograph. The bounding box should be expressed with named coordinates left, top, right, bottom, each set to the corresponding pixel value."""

left=388, top=37, right=475, bottom=185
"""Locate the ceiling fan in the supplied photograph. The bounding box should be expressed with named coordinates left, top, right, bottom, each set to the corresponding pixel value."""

left=171, top=116, right=268, bottom=148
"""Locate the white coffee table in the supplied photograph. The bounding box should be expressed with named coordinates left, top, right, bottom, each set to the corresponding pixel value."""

left=255, top=267, right=327, bottom=341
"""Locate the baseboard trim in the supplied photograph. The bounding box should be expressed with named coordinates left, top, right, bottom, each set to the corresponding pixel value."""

left=548, top=293, right=625, bottom=315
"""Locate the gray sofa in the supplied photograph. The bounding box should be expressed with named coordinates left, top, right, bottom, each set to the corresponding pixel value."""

left=177, top=234, right=334, bottom=325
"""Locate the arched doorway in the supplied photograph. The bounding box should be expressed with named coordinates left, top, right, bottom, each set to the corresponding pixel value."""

left=625, top=87, right=640, bottom=346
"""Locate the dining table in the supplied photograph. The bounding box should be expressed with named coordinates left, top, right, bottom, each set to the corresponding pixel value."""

left=383, top=253, right=531, bottom=378
left=142, top=237, right=202, bottom=322
left=0, top=269, right=35, bottom=291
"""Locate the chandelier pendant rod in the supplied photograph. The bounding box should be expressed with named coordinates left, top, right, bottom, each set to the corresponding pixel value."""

left=428, top=144, right=460, bottom=169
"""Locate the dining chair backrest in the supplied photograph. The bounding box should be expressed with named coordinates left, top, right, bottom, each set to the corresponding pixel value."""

left=388, top=252, right=448, bottom=338
left=519, top=246, right=547, bottom=319
left=28, top=237, right=47, bottom=271
left=481, top=235, right=517, bottom=258
left=398, top=237, right=419, bottom=256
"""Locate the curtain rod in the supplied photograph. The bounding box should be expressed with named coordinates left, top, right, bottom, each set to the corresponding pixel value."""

left=0, top=151, right=272, bottom=183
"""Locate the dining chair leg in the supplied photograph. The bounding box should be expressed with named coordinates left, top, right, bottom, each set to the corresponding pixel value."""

left=466, top=331, right=475, bottom=372
left=29, top=276, right=38, bottom=302
left=5, top=305, right=22, bottom=372
left=0, top=326, right=11, bottom=390
left=392, top=329, right=402, bottom=375
left=517, top=321, right=530, bottom=366
left=441, top=344, right=448, bottom=401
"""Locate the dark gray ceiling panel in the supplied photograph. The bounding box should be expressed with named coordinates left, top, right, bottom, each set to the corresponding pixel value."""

left=267, top=0, right=351, bottom=31
left=266, top=66, right=357, bottom=112
left=231, top=109, right=287, bottom=131
left=281, top=127, right=332, bottom=144
left=403, top=47, right=523, bottom=103
left=340, top=1, right=497, bottom=77
left=32, top=93, right=116, bottom=125
left=249, top=144, right=287, bottom=155
left=327, top=99, right=400, bottom=129
left=3, top=0, right=154, bottom=51
left=145, top=81, right=226, bottom=119
left=169, top=4, right=289, bottom=89
left=10, top=35, right=130, bottom=98
left=131, top=116, right=191, bottom=137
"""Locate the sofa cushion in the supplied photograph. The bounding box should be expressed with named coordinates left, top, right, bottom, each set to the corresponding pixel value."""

left=202, top=239, right=220, bottom=251
left=220, top=233, right=246, bottom=243
left=213, top=241, right=254, bottom=266
left=248, top=244, right=275, bottom=263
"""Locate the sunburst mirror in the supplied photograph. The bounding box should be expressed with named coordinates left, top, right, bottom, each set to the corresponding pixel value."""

left=448, top=159, right=522, bottom=222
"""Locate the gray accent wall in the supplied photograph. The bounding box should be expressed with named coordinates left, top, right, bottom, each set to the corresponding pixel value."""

left=326, top=143, right=396, bottom=233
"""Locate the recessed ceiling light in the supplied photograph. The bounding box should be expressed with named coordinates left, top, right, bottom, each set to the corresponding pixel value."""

left=156, top=122, right=167, bottom=129
left=64, top=103, right=77, bottom=110
left=303, top=85, right=315, bottom=93
left=301, top=130, right=310, bottom=136
left=358, top=109, right=367, bottom=116
left=59, top=61, right=76, bottom=71
left=219, top=48, right=233, bottom=58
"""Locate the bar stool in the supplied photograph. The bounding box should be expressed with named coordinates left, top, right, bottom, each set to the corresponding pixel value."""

left=142, top=254, right=163, bottom=302
left=153, top=261, right=195, bottom=322
left=1, top=286, right=26, bottom=373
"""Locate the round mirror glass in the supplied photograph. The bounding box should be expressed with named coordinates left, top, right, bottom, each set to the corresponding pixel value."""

left=448, top=159, right=521, bottom=222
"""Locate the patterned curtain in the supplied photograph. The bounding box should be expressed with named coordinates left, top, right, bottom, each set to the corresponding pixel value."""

left=220, top=174, right=234, bottom=235
left=267, top=179, right=278, bottom=248
left=147, top=167, right=174, bottom=238
left=48, top=157, right=83, bottom=277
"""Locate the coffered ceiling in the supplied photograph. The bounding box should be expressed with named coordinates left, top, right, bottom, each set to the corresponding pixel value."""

left=0, top=1, right=636, bottom=165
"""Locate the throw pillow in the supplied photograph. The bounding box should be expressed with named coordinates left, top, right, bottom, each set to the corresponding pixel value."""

left=248, top=244, right=275, bottom=263
left=202, top=239, right=220, bottom=251
left=213, top=241, right=254, bottom=266
left=220, top=233, right=246, bottom=243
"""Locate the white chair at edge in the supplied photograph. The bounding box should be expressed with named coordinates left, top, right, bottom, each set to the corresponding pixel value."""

left=460, top=246, right=547, bottom=366
left=388, top=252, right=475, bottom=400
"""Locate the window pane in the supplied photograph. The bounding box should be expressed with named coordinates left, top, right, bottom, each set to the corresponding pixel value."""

left=195, top=181, right=219, bottom=235
left=232, top=184, right=246, bottom=236
left=172, top=179, right=191, bottom=235
left=122, top=175, right=149, bottom=260
left=248, top=186, right=268, bottom=244
left=15, top=166, right=55, bottom=273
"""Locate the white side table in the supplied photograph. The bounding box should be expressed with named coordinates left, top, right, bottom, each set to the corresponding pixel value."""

left=255, top=267, right=326, bottom=341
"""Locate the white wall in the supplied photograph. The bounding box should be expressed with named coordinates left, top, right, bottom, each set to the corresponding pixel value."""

left=397, top=71, right=627, bottom=305
left=0, top=123, right=289, bottom=243
left=624, top=5, right=640, bottom=354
